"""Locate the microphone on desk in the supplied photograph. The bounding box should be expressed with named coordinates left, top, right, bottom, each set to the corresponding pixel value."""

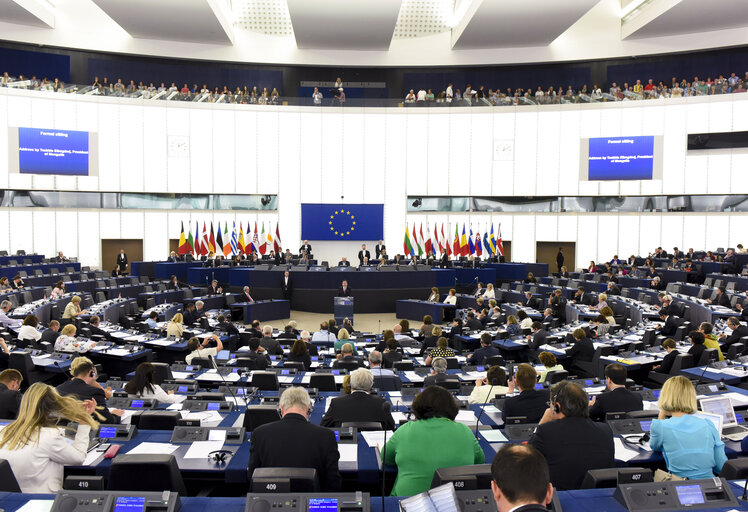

left=696, top=351, right=717, bottom=384
left=474, top=382, right=495, bottom=438
left=208, top=354, right=240, bottom=407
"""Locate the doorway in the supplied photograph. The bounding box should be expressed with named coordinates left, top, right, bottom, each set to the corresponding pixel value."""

left=101, top=239, right=143, bottom=274
left=536, top=242, right=575, bottom=274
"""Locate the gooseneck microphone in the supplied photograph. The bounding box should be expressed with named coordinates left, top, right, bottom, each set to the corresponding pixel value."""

left=474, top=382, right=495, bottom=438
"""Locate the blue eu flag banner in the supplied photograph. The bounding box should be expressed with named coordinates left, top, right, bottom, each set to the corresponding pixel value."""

left=301, top=204, right=384, bottom=241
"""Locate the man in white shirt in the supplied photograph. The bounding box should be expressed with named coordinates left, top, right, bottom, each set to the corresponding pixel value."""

left=368, top=351, right=395, bottom=376
left=393, top=324, right=415, bottom=343
left=312, top=87, right=323, bottom=105
left=185, top=334, right=223, bottom=364
left=311, top=323, right=336, bottom=343
left=446, top=83, right=453, bottom=103
left=0, top=300, right=21, bottom=328
left=416, top=88, right=427, bottom=102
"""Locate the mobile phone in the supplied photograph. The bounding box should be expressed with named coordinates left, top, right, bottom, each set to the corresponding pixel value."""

left=96, top=443, right=111, bottom=452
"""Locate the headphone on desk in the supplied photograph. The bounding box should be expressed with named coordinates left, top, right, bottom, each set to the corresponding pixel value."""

left=208, top=450, right=234, bottom=463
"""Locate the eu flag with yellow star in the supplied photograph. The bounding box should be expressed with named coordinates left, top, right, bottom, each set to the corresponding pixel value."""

left=301, top=203, right=384, bottom=241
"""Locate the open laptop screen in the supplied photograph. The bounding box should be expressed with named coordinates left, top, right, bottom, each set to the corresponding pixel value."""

left=693, top=411, right=723, bottom=434
left=700, top=397, right=737, bottom=426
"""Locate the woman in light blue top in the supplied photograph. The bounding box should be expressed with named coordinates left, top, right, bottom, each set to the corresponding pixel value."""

left=649, top=376, right=726, bottom=480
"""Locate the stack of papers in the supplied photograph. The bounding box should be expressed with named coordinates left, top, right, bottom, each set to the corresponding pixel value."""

left=127, top=442, right=179, bottom=455
left=184, top=440, right=225, bottom=459
left=454, top=410, right=478, bottom=425
left=361, top=430, right=394, bottom=448
left=613, top=438, right=641, bottom=462
left=480, top=430, right=508, bottom=443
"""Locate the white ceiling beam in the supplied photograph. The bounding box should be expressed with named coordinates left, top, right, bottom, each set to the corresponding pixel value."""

left=1, top=0, right=55, bottom=28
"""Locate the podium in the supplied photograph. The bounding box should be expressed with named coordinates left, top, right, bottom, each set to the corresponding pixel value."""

left=334, top=296, right=354, bottom=325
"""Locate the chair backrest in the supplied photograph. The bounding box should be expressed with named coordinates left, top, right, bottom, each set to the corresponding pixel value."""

left=727, top=343, right=746, bottom=361
left=698, top=348, right=717, bottom=366
left=545, top=370, right=569, bottom=384
left=243, top=405, right=282, bottom=431
left=719, top=458, right=748, bottom=480
left=372, top=374, right=402, bottom=392
left=341, top=421, right=383, bottom=431
left=309, top=374, right=337, bottom=392
left=0, top=459, right=22, bottom=492
left=444, top=357, right=460, bottom=369
left=484, top=355, right=504, bottom=367
left=251, top=371, right=280, bottom=391
left=436, top=377, right=461, bottom=390
left=337, top=360, right=361, bottom=372
left=137, top=411, right=181, bottom=430
left=151, top=362, right=173, bottom=384
left=394, top=360, right=414, bottom=371
left=671, top=353, right=694, bottom=373
left=183, top=289, right=194, bottom=299
left=225, top=295, right=236, bottom=306
left=283, top=361, right=306, bottom=371
left=108, top=454, right=187, bottom=494
left=9, top=352, right=36, bottom=389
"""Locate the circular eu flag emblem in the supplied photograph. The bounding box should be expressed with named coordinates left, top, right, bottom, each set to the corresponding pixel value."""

left=329, top=210, right=357, bottom=238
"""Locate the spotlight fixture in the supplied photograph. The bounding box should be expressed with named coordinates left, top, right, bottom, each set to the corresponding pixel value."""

left=260, top=195, right=272, bottom=206
left=412, top=198, right=422, bottom=208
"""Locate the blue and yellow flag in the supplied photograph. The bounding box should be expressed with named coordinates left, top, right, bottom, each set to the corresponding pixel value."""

left=301, top=204, right=384, bottom=241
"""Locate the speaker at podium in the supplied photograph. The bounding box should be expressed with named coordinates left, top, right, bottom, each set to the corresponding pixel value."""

left=334, top=297, right=353, bottom=325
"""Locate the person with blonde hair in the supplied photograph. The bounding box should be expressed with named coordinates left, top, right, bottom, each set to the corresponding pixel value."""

left=57, top=356, right=123, bottom=424
left=649, top=376, right=726, bottom=480
left=0, top=382, right=98, bottom=492
left=167, top=313, right=184, bottom=337
left=54, top=324, right=96, bottom=352
left=592, top=293, right=608, bottom=311
left=333, top=328, right=357, bottom=354
left=62, top=295, right=86, bottom=319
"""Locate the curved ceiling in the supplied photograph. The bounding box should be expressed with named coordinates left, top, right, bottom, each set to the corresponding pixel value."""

left=1, top=0, right=747, bottom=66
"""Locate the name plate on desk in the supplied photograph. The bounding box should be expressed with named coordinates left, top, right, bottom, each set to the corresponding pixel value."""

left=170, top=426, right=245, bottom=444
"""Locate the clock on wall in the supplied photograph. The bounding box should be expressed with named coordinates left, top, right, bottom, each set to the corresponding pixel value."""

left=493, top=140, right=514, bottom=161
left=168, top=135, right=190, bottom=157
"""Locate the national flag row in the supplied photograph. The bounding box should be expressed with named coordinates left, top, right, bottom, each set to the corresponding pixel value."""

left=177, top=220, right=282, bottom=256
left=404, top=222, right=505, bottom=258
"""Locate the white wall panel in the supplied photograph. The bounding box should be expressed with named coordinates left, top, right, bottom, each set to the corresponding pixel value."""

left=705, top=152, right=732, bottom=194
left=342, top=113, right=365, bottom=203
left=617, top=216, right=640, bottom=261
left=97, top=103, right=120, bottom=192
left=143, top=107, right=168, bottom=193
left=596, top=216, right=618, bottom=263
left=405, top=113, right=428, bottom=195
left=234, top=110, right=258, bottom=194
left=535, top=111, right=561, bottom=197
left=448, top=114, right=471, bottom=197
left=320, top=113, right=343, bottom=200
left=53, top=210, right=78, bottom=258
left=534, top=215, right=558, bottom=242
left=0, top=98, right=7, bottom=189
left=32, top=210, right=56, bottom=257
left=426, top=113, right=449, bottom=196
left=144, top=211, right=168, bottom=262
left=660, top=215, right=684, bottom=252
left=705, top=215, right=729, bottom=250
left=278, top=112, right=301, bottom=249
left=558, top=109, right=581, bottom=197
left=576, top=215, right=598, bottom=266
left=0, top=210, right=9, bottom=252
left=513, top=112, right=537, bottom=195
left=119, top=105, right=145, bottom=192
left=212, top=110, right=236, bottom=195
left=189, top=109, right=213, bottom=193
left=469, top=113, right=492, bottom=196
left=8, top=210, right=33, bottom=256
left=511, top=216, right=535, bottom=263
left=682, top=215, right=707, bottom=252
left=384, top=113, right=407, bottom=248
left=120, top=211, right=144, bottom=239
left=299, top=111, right=323, bottom=203
left=78, top=211, right=100, bottom=268
left=638, top=215, right=662, bottom=257
left=363, top=114, right=386, bottom=203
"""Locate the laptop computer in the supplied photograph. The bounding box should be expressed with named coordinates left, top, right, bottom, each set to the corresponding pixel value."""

left=699, top=396, right=748, bottom=441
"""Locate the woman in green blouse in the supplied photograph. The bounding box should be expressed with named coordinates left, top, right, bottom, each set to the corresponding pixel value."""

left=383, top=385, right=484, bottom=496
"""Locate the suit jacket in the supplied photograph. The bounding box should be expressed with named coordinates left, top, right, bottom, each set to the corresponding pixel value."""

left=216, top=321, right=240, bottom=336
left=656, top=350, right=678, bottom=373
left=468, top=346, right=499, bottom=365
left=357, top=250, right=371, bottom=264
left=207, top=285, right=222, bottom=296
left=166, top=256, right=178, bottom=263
left=0, top=382, right=22, bottom=419
left=242, top=351, right=270, bottom=370
left=337, top=286, right=352, bottom=297
left=688, top=343, right=706, bottom=364
left=550, top=295, right=567, bottom=318
left=182, top=310, right=196, bottom=326
left=529, top=330, right=549, bottom=352
left=529, top=417, right=614, bottom=490
left=466, top=318, right=483, bottom=331
left=203, top=259, right=216, bottom=268
left=87, top=324, right=109, bottom=339
left=714, top=293, right=732, bottom=308
left=660, top=315, right=679, bottom=337
left=526, top=297, right=544, bottom=311
left=40, top=328, right=60, bottom=345
left=375, top=245, right=386, bottom=258
left=280, top=276, right=292, bottom=299
left=502, top=388, right=549, bottom=423
left=249, top=413, right=341, bottom=491
left=588, top=387, right=643, bottom=421
left=259, top=336, right=283, bottom=356
left=606, top=285, right=620, bottom=296
left=420, top=336, right=439, bottom=356
left=57, top=378, right=120, bottom=424
left=567, top=337, right=595, bottom=363
left=299, top=244, right=312, bottom=255
left=724, top=325, right=748, bottom=346
left=320, top=392, right=395, bottom=429
left=382, top=351, right=403, bottom=368
left=117, top=253, right=128, bottom=268
left=574, top=293, right=592, bottom=306
left=240, top=292, right=254, bottom=303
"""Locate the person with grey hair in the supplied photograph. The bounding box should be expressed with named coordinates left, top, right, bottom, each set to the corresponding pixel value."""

left=260, top=325, right=283, bottom=355
left=321, top=369, right=395, bottom=429
left=369, top=351, right=395, bottom=376
left=0, top=301, right=21, bottom=328
left=332, top=343, right=362, bottom=369
left=250, top=387, right=342, bottom=491
left=423, top=357, right=459, bottom=388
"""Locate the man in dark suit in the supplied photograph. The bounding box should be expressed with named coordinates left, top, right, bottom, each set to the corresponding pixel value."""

left=468, top=333, right=499, bottom=364
left=375, top=241, right=386, bottom=259
left=280, top=271, right=292, bottom=300
left=490, top=445, right=555, bottom=512
left=528, top=381, right=614, bottom=491
left=423, top=357, right=459, bottom=388
left=572, top=286, right=591, bottom=306
left=465, top=311, right=483, bottom=331
left=55, top=251, right=69, bottom=263
left=332, top=344, right=363, bottom=369
left=735, top=291, right=748, bottom=321
left=57, top=358, right=123, bottom=424
left=249, top=387, right=341, bottom=491
left=521, top=292, right=543, bottom=312
left=321, top=368, right=395, bottom=429
left=215, top=314, right=240, bottom=336
left=259, top=326, right=283, bottom=356
left=86, top=316, right=109, bottom=339
left=605, top=281, right=620, bottom=296
left=549, top=290, right=567, bottom=321
left=556, top=248, right=564, bottom=274
left=357, top=244, right=371, bottom=265
left=439, top=252, right=451, bottom=268
left=116, top=249, right=128, bottom=274
left=502, top=364, right=548, bottom=423
left=207, top=280, right=222, bottom=295
left=40, top=320, right=60, bottom=345
left=720, top=316, right=748, bottom=347
left=337, top=257, right=351, bottom=267
left=182, top=303, right=197, bottom=326
left=203, top=253, right=217, bottom=268
left=588, top=363, right=643, bottom=421
left=299, top=241, right=312, bottom=256
left=246, top=320, right=264, bottom=340
left=526, top=322, right=548, bottom=362
left=0, top=369, right=23, bottom=419
left=338, top=280, right=352, bottom=297
left=653, top=339, right=678, bottom=373
left=707, top=286, right=732, bottom=308
left=167, top=251, right=179, bottom=263
left=566, top=328, right=595, bottom=370
left=243, top=338, right=270, bottom=370
left=658, top=310, right=680, bottom=337
left=240, top=286, right=254, bottom=303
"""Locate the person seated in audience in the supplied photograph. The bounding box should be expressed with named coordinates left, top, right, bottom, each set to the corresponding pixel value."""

left=166, top=275, right=180, bottom=290
left=125, top=362, right=182, bottom=404
left=719, top=316, right=748, bottom=347
left=145, top=311, right=159, bottom=329
left=57, top=356, right=123, bottom=424
left=381, top=340, right=403, bottom=369
left=332, top=327, right=356, bottom=354
left=16, top=314, right=42, bottom=349
left=657, top=309, right=679, bottom=337
left=166, top=313, right=184, bottom=338
left=599, top=306, right=616, bottom=325
left=0, top=382, right=97, bottom=493
left=287, top=339, right=311, bottom=370
left=328, top=318, right=340, bottom=337
left=524, top=273, right=536, bottom=284
left=383, top=385, right=484, bottom=495
left=650, top=275, right=663, bottom=290
left=688, top=330, right=707, bottom=364
left=657, top=293, right=674, bottom=314
left=649, top=376, right=726, bottom=480
left=425, top=337, right=456, bottom=366
left=465, top=311, right=483, bottom=331
left=502, top=364, right=547, bottom=423
left=207, top=279, right=223, bottom=295
left=10, top=274, right=24, bottom=289
left=699, top=322, right=724, bottom=361
left=39, top=320, right=60, bottom=345
left=559, top=265, right=569, bottom=278
left=203, top=252, right=216, bottom=267
left=0, top=277, right=11, bottom=291
left=86, top=316, right=108, bottom=339
left=215, top=314, right=239, bottom=336
left=55, top=324, right=96, bottom=353
left=549, top=289, right=566, bottom=321
left=51, top=281, right=65, bottom=298
left=566, top=328, right=594, bottom=369
left=167, top=251, right=179, bottom=263
left=0, top=369, right=23, bottom=419
left=505, top=315, right=521, bottom=336
left=277, top=323, right=298, bottom=342
left=244, top=338, right=271, bottom=370
left=341, top=317, right=354, bottom=333
left=419, top=315, right=435, bottom=337
left=321, top=368, right=395, bottom=429
left=707, top=286, right=732, bottom=308
left=368, top=350, right=395, bottom=375
left=590, top=314, right=610, bottom=337
left=338, top=257, right=351, bottom=267
left=529, top=381, right=614, bottom=490
left=517, top=310, right=533, bottom=330
left=443, top=288, right=457, bottom=305
left=185, top=334, right=223, bottom=365
left=0, top=300, right=21, bottom=328
left=587, top=261, right=597, bottom=273
left=482, top=283, right=496, bottom=299
left=182, top=302, right=198, bottom=326
left=240, top=286, right=254, bottom=303
left=525, top=322, right=548, bottom=361
left=538, top=352, right=564, bottom=383
left=520, top=291, right=543, bottom=311
left=62, top=295, right=86, bottom=320
left=313, top=321, right=337, bottom=344
left=605, top=281, right=620, bottom=296
left=588, top=363, right=643, bottom=421
left=653, top=338, right=678, bottom=373
left=333, top=343, right=362, bottom=369
left=423, top=357, right=455, bottom=387
left=469, top=365, right=508, bottom=405
left=473, top=282, right=485, bottom=296
left=592, top=293, right=608, bottom=311
left=259, top=325, right=283, bottom=355
left=490, top=444, right=555, bottom=512
left=250, top=387, right=341, bottom=491
left=469, top=332, right=499, bottom=364
left=55, top=251, right=68, bottom=263
left=736, top=292, right=748, bottom=321
left=392, top=323, right=415, bottom=344
left=427, top=286, right=440, bottom=302
left=420, top=325, right=442, bottom=355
